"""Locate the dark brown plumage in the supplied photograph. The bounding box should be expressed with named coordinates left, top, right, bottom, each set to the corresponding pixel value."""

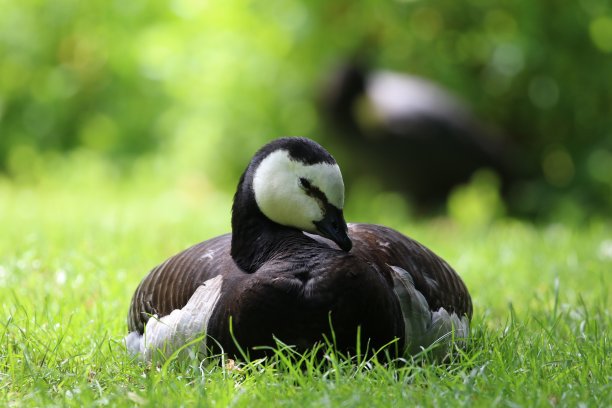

left=127, top=224, right=471, bottom=358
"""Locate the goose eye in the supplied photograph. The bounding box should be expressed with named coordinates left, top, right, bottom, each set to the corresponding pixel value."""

left=299, top=177, right=312, bottom=190
left=331, top=220, right=339, bottom=232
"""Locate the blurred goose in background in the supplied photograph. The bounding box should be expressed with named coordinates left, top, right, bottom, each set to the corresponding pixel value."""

left=125, top=137, right=472, bottom=361
left=320, top=62, right=522, bottom=207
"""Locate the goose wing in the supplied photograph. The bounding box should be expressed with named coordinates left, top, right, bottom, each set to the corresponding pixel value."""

left=348, top=223, right=472, bottom=319
left=127, top=234, right=237, bottom=334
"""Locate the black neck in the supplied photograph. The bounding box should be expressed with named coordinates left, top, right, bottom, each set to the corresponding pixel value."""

left=229, top=137, right=339, bottom=273
left=230, top=172, right=308, bottom=273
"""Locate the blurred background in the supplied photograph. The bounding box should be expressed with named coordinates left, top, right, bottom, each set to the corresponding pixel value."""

left=1, top=0, right=611, bottom=223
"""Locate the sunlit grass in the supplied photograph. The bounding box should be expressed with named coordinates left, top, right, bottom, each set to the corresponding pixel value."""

left=0, top=153, right=610, bottom=406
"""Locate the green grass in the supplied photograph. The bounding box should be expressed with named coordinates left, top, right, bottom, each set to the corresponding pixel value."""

left=0, top=154, right=610, bottom=407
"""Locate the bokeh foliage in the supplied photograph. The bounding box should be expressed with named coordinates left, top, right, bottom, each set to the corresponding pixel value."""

left=1, top=0, right=611, bottom=215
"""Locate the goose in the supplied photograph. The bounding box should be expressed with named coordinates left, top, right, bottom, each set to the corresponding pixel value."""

left=320, top=62, right=525, bottom=207
left=125, top=137, right=472, bottom=361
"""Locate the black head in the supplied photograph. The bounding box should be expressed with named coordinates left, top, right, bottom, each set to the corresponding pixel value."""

left=235, top=137, right=352, bottom=252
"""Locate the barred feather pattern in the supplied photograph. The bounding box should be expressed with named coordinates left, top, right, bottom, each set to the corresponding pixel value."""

left=127, top=234, right=235, bottom=334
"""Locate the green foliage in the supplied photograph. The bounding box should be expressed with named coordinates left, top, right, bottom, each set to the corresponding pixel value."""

left=0, top=158, right=610, bottom=406
left=1, top=0, right=611, bottom=213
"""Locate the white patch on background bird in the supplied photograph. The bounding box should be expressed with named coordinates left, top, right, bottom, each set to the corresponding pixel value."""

left=253, top=149, right=344, bottom=232
left=124, top=275, right=223, bottom=361
left=390, top=265, right=468, bottom=358
left=368, top=71, right=466, bottom=123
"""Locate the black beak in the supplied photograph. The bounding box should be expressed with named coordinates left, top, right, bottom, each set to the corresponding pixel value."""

left=313, top=205, right=352, bottom=252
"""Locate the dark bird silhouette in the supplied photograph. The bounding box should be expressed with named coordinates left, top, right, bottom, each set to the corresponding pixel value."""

left=320, top=62, right=522, bottom=208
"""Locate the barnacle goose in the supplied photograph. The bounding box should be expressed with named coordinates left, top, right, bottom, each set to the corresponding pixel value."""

left=320, top=62, right=523, bottom=206
left=125, top=137, right=472, bottom=361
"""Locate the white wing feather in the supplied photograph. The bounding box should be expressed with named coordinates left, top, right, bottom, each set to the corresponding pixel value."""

left=124, top=275, right=223, bottom=361
left=390, top=265, right=469, bottom=358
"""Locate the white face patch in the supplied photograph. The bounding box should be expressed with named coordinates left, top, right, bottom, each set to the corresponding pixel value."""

left=253, top=149, right=344, bottom=232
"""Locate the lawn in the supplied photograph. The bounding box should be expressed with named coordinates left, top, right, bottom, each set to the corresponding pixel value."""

left=0, top=152, right=610, bottom=407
